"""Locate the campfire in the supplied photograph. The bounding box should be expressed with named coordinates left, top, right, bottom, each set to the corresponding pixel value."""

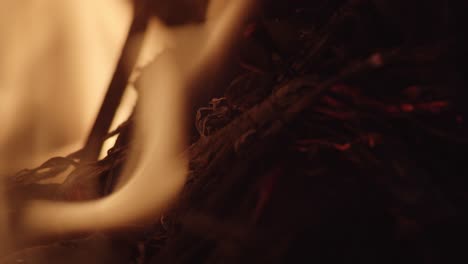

left=1, top=0, right=255, bottom=254
left=1, top=0, right=468, bottom=263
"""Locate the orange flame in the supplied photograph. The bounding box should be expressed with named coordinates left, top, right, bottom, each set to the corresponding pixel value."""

left=0, top=0, right=132, bottom=175
left=1, top=0, right=256, bottom=254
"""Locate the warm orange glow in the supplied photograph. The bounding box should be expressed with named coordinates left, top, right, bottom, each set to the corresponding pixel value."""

left=0, top=0, right=133, bottom=175
left=1, top=0, right=256, bottom=255
left=0, top=0, right=132, bottom=253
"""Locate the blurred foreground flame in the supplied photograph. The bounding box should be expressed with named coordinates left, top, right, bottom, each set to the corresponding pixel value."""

left=0, top=0, right=133, bottom=175
left=1, top=0, right=255, bottom=255
left=0, top=0, right=132, bottom=254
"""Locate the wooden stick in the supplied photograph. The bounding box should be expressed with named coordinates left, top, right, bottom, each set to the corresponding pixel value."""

left=81, top=0, right=150, bottom=162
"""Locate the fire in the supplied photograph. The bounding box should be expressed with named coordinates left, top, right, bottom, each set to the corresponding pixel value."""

left=1, top=0, right=255, bottom=255
left=0, top=0, right=132, bottom=175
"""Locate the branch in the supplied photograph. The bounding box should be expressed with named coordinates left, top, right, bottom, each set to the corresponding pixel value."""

left=80, top=0, right=150, bottom=162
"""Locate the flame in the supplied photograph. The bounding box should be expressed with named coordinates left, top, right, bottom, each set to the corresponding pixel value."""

left=0, top=0, right=132, bottom=254
left=0, top=0, right=132, bottom=175
left=1, top=0, right=256, bottom=254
